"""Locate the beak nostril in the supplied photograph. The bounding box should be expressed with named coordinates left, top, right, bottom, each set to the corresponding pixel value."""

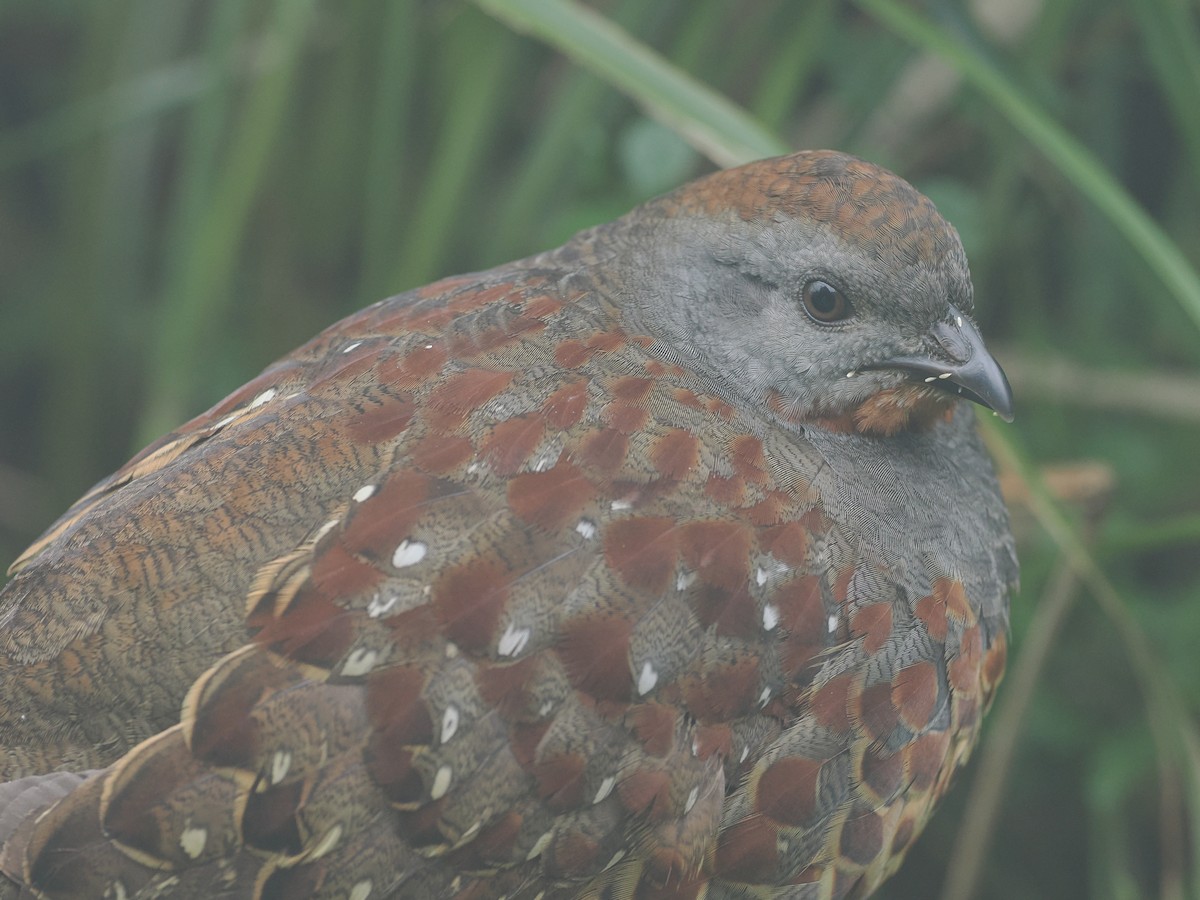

left=930, top=322, right=973, bottom=365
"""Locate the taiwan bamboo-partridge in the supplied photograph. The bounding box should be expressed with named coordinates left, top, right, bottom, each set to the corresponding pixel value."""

left=0, top=151, right=1016, bottom=899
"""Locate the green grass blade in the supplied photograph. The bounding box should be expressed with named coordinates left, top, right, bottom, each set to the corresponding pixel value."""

left=473, top=0, right=786, bottom=166
left=854, top=0, right=1200, bottom=337
left=137, top=0, right=319, bottom=443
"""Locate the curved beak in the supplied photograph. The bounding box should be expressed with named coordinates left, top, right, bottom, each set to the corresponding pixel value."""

left=866, top=305, right=1014, bottom=421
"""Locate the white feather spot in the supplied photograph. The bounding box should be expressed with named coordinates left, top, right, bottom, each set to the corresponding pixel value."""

left=637, top=661, right=658, bottom=695
left=593, top=775, right=616, bottom=804
left=431, top=765, right=453, bottom=800
left=924, top=375, right=939, bottom=383
left=367, top=593, right=398, bottom=619
left=342, top=341, right=364, bottom=354
left=248, top=387, right=277, bottom=410
left=762, top=603, right=780, bottom=631
left=692, top=736, right=702, bottom=756
left=425, top=343, right=434, bottom=349
left=392, top=539, right=427, bottom=569
left=846, top=370, right=858, bottom=378
left=827, top=613, right=838, bottom=634
left=113, top=881, right=129, bottom=900
left=213, top=412, right=239, bottom=431
left=956, top=315, right=964, bottom=327
left=740, top=745, right=750, bottom=763
left=352, top=483, right=376, bottom=502
left=938, top=371, right=953, bottom=380
left=313, top=518, right=340, bottom=541
left=311, top=824, right=342, bottom=859
left=179, top=826, right=207, bottom=860
left=676, top=570, right=696, bottom=591
left=441, top=706, right=460, bottom=744
left=467, top=462, right=479, bottom=473
left=684, top=786, right=699, bottom=814
left=538, top=700, right=554, bottom=716
left=461, top=821, right=482, bottom=842
left=755, top=566, right=768, bottom=586
left=759, top=686, right=772, bottom=706
left=342, top=647, right=380, bottom=677
left=349, top=881, right=373, bottom=900
left=445, top=642, right=459, bottom=658
left=497, top=623, right=531, bottom=657
left=610, top=498, right=633, bottom=511
left=575, top=519, right=597, bottom=539
left=527, top=829, right=554, bottom=861
left=604, top=850, right=626, bottom=870
left=270, top=750, right=292, bottom=785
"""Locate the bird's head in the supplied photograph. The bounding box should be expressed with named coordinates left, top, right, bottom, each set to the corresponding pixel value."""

left=604, top=150, right=1012, bottom=436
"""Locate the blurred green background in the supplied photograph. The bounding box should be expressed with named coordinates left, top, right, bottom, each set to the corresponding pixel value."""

left=1, top=1, right=1198, bottom=897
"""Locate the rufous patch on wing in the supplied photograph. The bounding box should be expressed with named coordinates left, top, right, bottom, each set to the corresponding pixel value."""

left=448, top=315, right=543, bottom=357
left=434, top=557, right=511, bottom=652
left=854, top=680, right=900, bottom=744
left=949, top=623, right=984, bottom=694
left=892, top=660, right=940, bottom=732
left=934, top=576, right=973, bottom=623
left=310, top=341, right=385, bottom=388
left=616, top=767, right=673, bottom=821
left=424, top=368, right=515, bottom=430
left=480, top=416, right=545, bottom=475
left=604, top=517, right=679, bottom=594
left=729, top=434, right=769, bottom=484
left=809, top=673, right=853, bottom=734
left=755, top=755, right=823, bottom=826
left=603, top=403, right=648, bottom=435
left=577, top=426, right=630, bottom=476
left=344, top=390, right=415, bottom=444
left=650, top=428, right=701, bottom=480
left=184, top=646, right=303, bottom=764
left=679, top=653, right=760, bottom=723
left=762, top=520, right=808, bottom=566
left=542, top=380, right=589, bottom=429
left=524, top=294, right=564, bottom=318
left=704, top=473, right=746, bottom=508
left=409, top=432, right=475, bottom=474
left=310, top=542, right=382, bottom=597
left=507, top=460, right=596, bottom=530
left=377, top=343, right=448, bottom=389
left=446, top=282, right=515, bottom=314
left=252, top=586, right=355, bottom=668
left=626, top=702, right=679, bottom=757
left=550, top=829, right=602, bottom=876
left=340, top=470, right=431, bottom=560
left=558, top=613, right=635, bottom=702
left=533, top=751, right=587, bottom=811
left=905, top=729, right=951, bottom=792
left=858, top=741, right=905, bottom=804
left=851, top=603, right=893, bottom=655
left=679, top=520, right=750, bottom=590
left=608, top=376, right=655, bottom=403
left=982, top=634, right=1008, bottom=705
left=366, top=664, right=434, bottom=747
left=714, top=814, right=779, bottom=882
left=914, top=592, right=949, bottom=642
left=838, top=805, right=884, bottom=866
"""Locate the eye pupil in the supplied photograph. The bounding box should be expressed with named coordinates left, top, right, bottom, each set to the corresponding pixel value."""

left=802, top=280, right=852, bottom=323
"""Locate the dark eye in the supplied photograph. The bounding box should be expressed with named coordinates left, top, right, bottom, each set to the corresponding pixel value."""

left=801, top=280, right=853, bottom=324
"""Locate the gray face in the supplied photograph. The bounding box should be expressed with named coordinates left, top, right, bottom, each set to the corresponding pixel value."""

left=614, top=208, right=978, bottom=421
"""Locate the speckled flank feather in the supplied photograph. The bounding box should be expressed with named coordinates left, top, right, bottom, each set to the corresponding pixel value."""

left=0, top=151, right=1015, bottom=900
